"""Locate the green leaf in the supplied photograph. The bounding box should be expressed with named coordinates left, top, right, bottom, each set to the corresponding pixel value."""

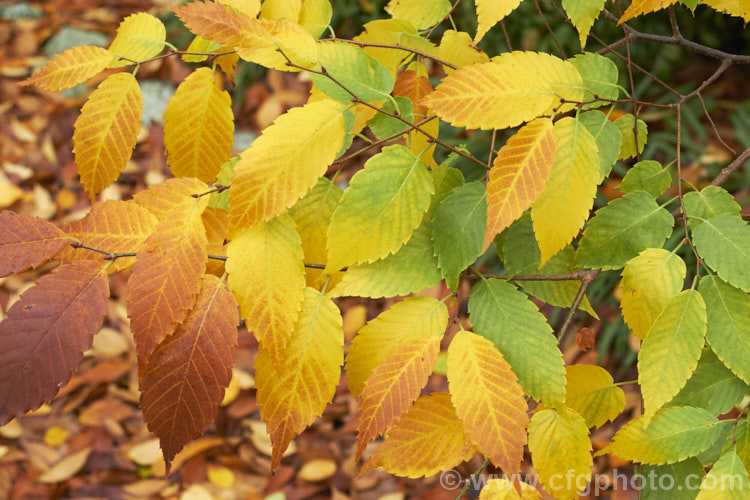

left=724, top=417, right=750, bottom=468
left=501, top=213, right=540, bottom=276
left=699, top=275, right=750, bottom=385
left=696, top=449, right=749, bottom=498
left=570, top=53, right=619, bottom=108
left=579, top=110, right=622, bottom=180
left=428, top=159, right=464, bottom=218
left=693, top=214, right=750, bottom=292
left=595, top=406, right=726, bottom=465
left=669, top=349, right=750, bottom=416
left=638, top=290, right=707, bottom=416
left=432, top=181, right=486, bottom=290
left=468, top=278, right=565, bottom=407
left=576, top=191, right=674, bottom=270
left=208, top=156, right=239, bottom=210
left=562, top=0, right=606, bottom=48
left=684, top=186, right=741, bottom=230
left=618, top=160, right=671, bottom=198
left=565, top=364, right=625, bottom=428
left=367, top=96, right=413, bottom=140
left=614, top=114, right=647, bottom=159
left=311, top=41, right=395, bottom=103
left=642, top=458, right=705, bottom=500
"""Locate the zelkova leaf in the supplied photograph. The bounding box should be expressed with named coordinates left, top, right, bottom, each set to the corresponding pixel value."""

left=693, top=214, right=750, bottom=292
left=73, top=72, right=143, bottom=200
left=127, top=207, right=208, bottom=376
left=479, top=479, right=542, bottom=499
left=439, top=30, right=490, bottom=73
left=433, top=182, right=487, bottom=290
left=346, top=296, right=448, bottom=398
left=164, top=67, right=234, bottom=183
left=596, top=406, right=725, bottom=464
left=683, top=186, right=741, bottom=231
left=19, top=46, right=113, bottom=91
left=619, top=160, right=672, bottom=198
left=575, top=191, right=674, bottom=270
left=696, top=449, right=750, bottom=499
left=528, top=407, right=593, bottom=500
left=619, top=0, right=680, bottom=24
left=228, top=98, right=346, bottom=236
left=238, top=17, right=318, bottom=71
left=107, top=12, right=166, bottom=67
left=226, top=213, right=306, bottom=363
left=0, top=211, right=68, bottom=278
left=569, top=53, right=620, bottom=107
left=360, top=392, right=476, bottom=479
left=474, top=0, right=523, bottom=43
left=202, top=207, right=228, bottom=277
left=134, top=177, right=210, bottom=221
left=259, top=0, right=301, bottom=20
left=385, top=0, right=452, bottom=29
left=565, top=364, right=626, bottom=428
left=578, top=110, right=622, bottom=180
left=59, top=200, right=158, bottom=273
left=485, top=118, right=557, bottom=249
left=620, top=248, right=686, bottom=340
left=422, top=52, right=584, bottom=130
left=255, top=287, right=343, bottom=469
left=614, top=114, right=648, bottom=159
left=729, top=418, right=750, bottom=471
left=563, top=0, right=607, bottom=48
left=447, top=330, right=529, bottom=474
left=642, top=458, right=706, bottom=500
left=140, top=275, right=238, bottom=471
left=353, top=19, right=438, bottom=70
left=638, top=290, right=707, bottom=417
left=699, top=275, right=750, bottom=385
left=468, top=278, right=566, bottom=407
left=299, top=0, right=332, bottom=38
left=356, top=335, right=441, bottom=459
left=531, top=116, right=600, bottom=265
left=326, top=145, right=433, bottom=273
left=0, top=261, right=109, bottom=425
left=703, top=0, right=750, bottom=24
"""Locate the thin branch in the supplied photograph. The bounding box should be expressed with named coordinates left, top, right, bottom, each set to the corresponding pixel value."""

left=711, top=146, right=750, bottom=186
left=557, top=270, right=600, bottom=342
left=321, top=38, right=458, bottom=70
left=425, top=0, right=461, bottom=38
left=454, top=458, right=491, bottom=500
left=534, top=0, right=566, bottom=59
left=116, top=49, right=238, bottom=67
left=191, top=184, right=230, bottom=198
left=463, top=270, right=601, bottom=282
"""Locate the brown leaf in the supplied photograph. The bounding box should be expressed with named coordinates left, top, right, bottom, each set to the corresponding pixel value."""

left=36, top=447, right=93, bottom=484
left=575, top=327, right=595, bottom=352
left=0, top=210, right=69, bottom=278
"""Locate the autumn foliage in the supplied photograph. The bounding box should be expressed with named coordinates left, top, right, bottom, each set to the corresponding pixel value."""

left=4, top=0, right=750, bottom=497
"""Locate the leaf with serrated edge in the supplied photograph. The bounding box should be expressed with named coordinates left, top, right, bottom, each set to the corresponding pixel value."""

left=259, top=0, right=301, bottom=20
left=642, top=459, right=705, bottom=500
left=228, top=99, right=345, bottom=236
left=134, top=178, right=209, bottom=221
left=20, top=46, right=113, bottom=91
left=385, top=0, right=452, bottom=29
left=619, top=0, right=679, bottom=24
left=356, top=335, right=441, bottom=459
left=352, top=18, right=438, bottom=70
left=563, top=0, right=606, bottom=48
left=439, top=30, right=490, bottom=74
left=684, top=186, right=741, bottom=231
left=529, top=406, right=592, bottom=500
left=569, top=53, right=620, bottom=106
left=474, top=0, right=523, bottom=42
left=447, top=330, right=529, bottom=474
left=618, top=160, right=671, bottom=198
left=299, top=0, right=331, bottom=38
left=485, top=118, right=556, bottom=249
left=565, top=364, right=625, bottom=428
left=579, top=110, right=622, bottom=180
left=311, top=42, right=394, bottom=104
left=468, top=278, right=566, bottom=407
left=639, top=290, right=706, bottom=416
left=0, top=261, right=108, bottom=425
left=141, top=275, right=238, bottom=472
left=255, top=287, right=343, bottom=469
left=107, top=12, right=166, bottom=67
left=696, top=449, right=749, bottom=498
left=693, top=214, right=750, bottom=292
left=0, top=211, right=68, bottom=278
left=531, top=116, right=599, bottom=266
left=59, top=200, right=158, bottom=273
left=174, top=0, right=268, bottom=49
left=73, top=73, right=143, bottom=200
left=596, top=406, right=725, bottom=464
left=346, top=297, right=448, bottom=398
left=361, top=392, right=476, bottom=478
left=164, top=68, right=234, bottom=182
left=478, top=478, right=542, bottom=499
left=226, top=213, right=305, bottom=363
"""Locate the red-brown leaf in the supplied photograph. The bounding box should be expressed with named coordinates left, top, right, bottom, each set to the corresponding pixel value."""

left=0, top=260, right=109, bottom=424
left=0, top=211, right=69, bottom=278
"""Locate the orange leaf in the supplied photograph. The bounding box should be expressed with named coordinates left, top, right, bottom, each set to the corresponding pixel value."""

left=393, top=69, right=433, bottom=117
left=360, top=392, right=476, bottom=478
left=140, top=275, right=239, bottom=472
left=0, top=211, right=68, bottom=278
left=174, top=0, right=271, bottom=50
left=619, top=0, right=679, bottom=24
left=485, top=118, right=557, bottom=249
left=127, top=208, right=208, bottom=376
left=356, top=335, right=441, bottom=459
left=0, top=261, right=109, bottom=425
left=134, top=178, right=209, bottom=221
left=59, top=200, right=158, bottom=273
left=202, top=207, right=228, bottom=276
left=255, top=287, right=343, bottom=469
left=447, top=330, right=529, bottom=475
left=19, top=46, right=113, bottom=91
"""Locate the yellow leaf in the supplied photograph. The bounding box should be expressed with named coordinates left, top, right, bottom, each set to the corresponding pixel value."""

left=620, top=248, right=686, bottom=340
left=73, top=72, right=142, bottom=200
left=422, top=51, right=583, bottom=130
left=43, top=426, right=69, bottom=447
left=474, top=0, right=523, bottom=42
left=565, top=364, right=625, bottom=428
left=439, top=30, right=490, bottom=74
left=619, top=0, right=680, bottom=24
left=134, top=177, right=209, bottom=221
left=164, top=68, right=234, bottom=183
left=226, top=213, right=306, bottom=363
left=260, top=0, right=301, bottom=20
left=478, top=478, right=541, bottom=499
left=346, top=296, right=449, bottom=398
left=361, top=393, right=476, bottom=478
left=107, top=12, right=166, bottom=67
left=175, top=1, right=266, bottom=49
left=255, top=287, right=343, bottom=469
left=385, top=0, right=452, bottom=29
left=20, top=46, right=113, bottom=91
left=352, top=18, right=438, bottom=70
left=228, top=99, right=346, bottom=236
left=219, top=0, right=261, bottom=17
left=485, top=118, right=557, bottom=250
left=298, top=458, right=337, bottom=481
left=356, top=335, right=441, bottom=459
left=202, top=207, right=228, bottom=276
left=702, top=0, right=750, bottom=23
left=207, top=464, right=236, bottom=488
left=299, top=0, right=332, bottom=38
left=528, top=406, right=592, bottom=500
left=531, top=117, right=599, bottom=265
left=409, top=116, right=439, bottom=170
left=447, top=330, right=528, bottom=474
